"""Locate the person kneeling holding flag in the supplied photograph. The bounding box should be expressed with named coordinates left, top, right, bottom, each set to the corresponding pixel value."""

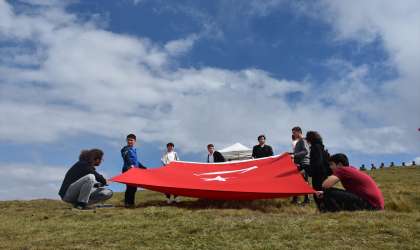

left=316, top=153, right=384, bottom=212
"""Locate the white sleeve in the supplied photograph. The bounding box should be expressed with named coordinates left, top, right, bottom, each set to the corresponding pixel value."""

left=161, top=152, right=167, bottom=166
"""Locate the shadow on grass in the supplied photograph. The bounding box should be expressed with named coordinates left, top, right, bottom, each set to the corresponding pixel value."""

left=121, top=198, right=290, bottom=213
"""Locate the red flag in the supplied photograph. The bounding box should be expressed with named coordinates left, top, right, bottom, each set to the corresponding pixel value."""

left=109, top=153, right=315, bottom=200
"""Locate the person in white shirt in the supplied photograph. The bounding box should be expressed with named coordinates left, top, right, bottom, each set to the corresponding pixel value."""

left=161, top=142, right=180, bottom=204
left=291, top=135, right=298, bottom=152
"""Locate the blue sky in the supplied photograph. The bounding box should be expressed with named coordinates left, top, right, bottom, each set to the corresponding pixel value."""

left=0, top=0, right=419, bottom=200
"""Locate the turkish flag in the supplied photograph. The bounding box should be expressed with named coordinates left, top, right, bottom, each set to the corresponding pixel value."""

left=109, top=153, right=315, bottom=200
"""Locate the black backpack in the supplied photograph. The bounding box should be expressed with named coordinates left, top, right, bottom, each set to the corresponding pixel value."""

left=323, top=150, right=333, bottom=176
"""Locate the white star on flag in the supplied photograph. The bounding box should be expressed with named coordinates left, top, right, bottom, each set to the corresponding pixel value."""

left=201, top=176, right=231, bottom=181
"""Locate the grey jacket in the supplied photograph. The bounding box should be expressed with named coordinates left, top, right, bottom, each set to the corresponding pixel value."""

left=293, top=138, right=310, bottom=166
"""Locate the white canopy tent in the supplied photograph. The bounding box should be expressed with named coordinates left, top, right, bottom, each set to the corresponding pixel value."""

left=219, top=143, right=253, bottom=161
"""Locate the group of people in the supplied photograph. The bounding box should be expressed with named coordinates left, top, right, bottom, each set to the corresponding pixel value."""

left=361, top=161, right=417, bottom=170
left=59, top=129, right=385, bottom=212
left=206, top=134, right=275, bottom=163
left=288, top=127, right=384, bottom=212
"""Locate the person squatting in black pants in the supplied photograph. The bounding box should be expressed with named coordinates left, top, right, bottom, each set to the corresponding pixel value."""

left=316, top=153, right=384, bottom=212
left=321, top=188, right=378, bottom=212
left=311, top=175, right=328, bottom=210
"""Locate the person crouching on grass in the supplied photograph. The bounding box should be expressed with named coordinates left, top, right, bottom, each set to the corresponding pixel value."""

left=315, top=153, right=384, bottom=212
left=161, top=142, right=181, bottom=204
left=58, top=149, right=113, bottom=210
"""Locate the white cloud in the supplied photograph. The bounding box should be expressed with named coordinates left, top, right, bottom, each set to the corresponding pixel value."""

left=0, top=0, right=419, bottom=158
left=19, top=0, right=63, bottom=5
left=0, top=162, right=67, bottom=184
left=294, top=0, right=420, bottom=121
left=1, top=0, right=419, bottom=201
left=0, top=161, right=116, bottom=200
left=0, top=162, right=67, bottom=200
left=165, top=34, right=198, bottom=56
left=0, top=183, right=62, bottom=201
left=247, top=0, right=285, bottom=17
left=326, top=1, right=420, bottom=104
left=175, top=1, right=284, bottom=41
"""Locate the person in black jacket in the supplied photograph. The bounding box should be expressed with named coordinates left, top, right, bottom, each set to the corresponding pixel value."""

left=299, top=131, right=329, bottom=211
left=252, top=135, right=274, bottom=159
left=58, top=149, right=113, bottom=210
left=207, top=144, right=225, bottom=163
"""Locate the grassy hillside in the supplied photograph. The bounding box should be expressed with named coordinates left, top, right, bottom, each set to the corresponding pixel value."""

left=1, top=166, right=419, bottom=249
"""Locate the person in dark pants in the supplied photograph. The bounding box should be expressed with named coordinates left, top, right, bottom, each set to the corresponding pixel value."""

left=290, top=127, right=311, bottom=206
left=299, top=131, right=329, bottom=211
left=315, top=153, right=384, bottom=212
left=252, top=135, right=274, bottom=159
left=207, top=144, right=226, bottom=163
left=121, top=134, right=147, bottom=207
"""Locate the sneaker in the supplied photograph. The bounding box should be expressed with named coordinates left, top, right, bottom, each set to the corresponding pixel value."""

left=290, top=200, right=300, bottom=205
left=174, top=197, right=181, bottom=203
left=301, top=199, right=311, bottom=206
left=72, top=203, right=91, bottom=210
left=167, top=198, right=172, bottom=204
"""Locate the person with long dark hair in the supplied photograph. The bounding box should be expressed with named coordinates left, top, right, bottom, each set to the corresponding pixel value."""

left=299, top=131, right=329, bottom=211
left=59, top=149, right=113, bottom=210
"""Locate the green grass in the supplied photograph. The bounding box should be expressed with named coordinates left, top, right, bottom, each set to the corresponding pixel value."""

left=1, top=166, right=419, bottom=249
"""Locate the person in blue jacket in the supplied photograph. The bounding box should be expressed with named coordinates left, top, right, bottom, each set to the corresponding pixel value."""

left=121, top=134, right=147, bottom=207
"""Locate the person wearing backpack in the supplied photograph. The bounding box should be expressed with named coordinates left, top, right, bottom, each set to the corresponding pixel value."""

left=299, top=131, right=330, bottom=211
